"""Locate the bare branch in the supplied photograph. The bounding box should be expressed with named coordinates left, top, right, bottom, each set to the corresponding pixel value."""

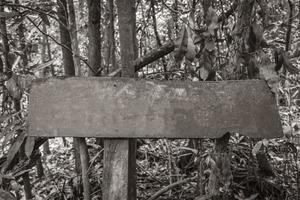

left=26, top=16, right=96, bottom=74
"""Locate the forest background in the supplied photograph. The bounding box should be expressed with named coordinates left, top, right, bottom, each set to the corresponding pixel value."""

left=0, top=0, right=299, bottom=199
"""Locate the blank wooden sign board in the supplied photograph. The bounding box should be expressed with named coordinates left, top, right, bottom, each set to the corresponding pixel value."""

left=29, top=77, right=282, bottom=138
left=28, top=77, right=282, bottom=200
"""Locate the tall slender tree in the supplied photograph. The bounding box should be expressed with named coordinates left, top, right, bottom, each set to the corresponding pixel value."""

left=87, top=0, right=101, bottom=76
left=57, top=0, right=91, bottom=199
left=0, top=0, right=11, bottom=76
left=103, top=0, right=137, bottom=199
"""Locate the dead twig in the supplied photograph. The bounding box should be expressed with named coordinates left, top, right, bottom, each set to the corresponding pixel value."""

left=147, top=176, right=197, bottom=200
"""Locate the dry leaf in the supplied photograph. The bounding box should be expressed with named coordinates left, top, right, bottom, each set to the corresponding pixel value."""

left=281, top=51, right=299, bottom=74
left=25, top=136, right=35, bottom=158
left=2, top=132, right=26, bottom=172
left=207, top=7, right=218, bottom=34
left=174, top=26, right=188, bottom=62
left=185, top=29, right=196, bottom=62
left=200, top=66, right=209, bottom=81
left=205, top=39, right=215, bottom=52
left=5, top=74, right=21, bottom=100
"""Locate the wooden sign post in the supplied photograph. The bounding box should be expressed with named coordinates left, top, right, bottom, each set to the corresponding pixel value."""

left=28, top=77, right=283, bottom=199
left=28, top=2, right=283, bottom=200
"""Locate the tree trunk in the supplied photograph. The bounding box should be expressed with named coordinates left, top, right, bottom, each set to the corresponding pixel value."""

left=67, top=0, right=82, bottom=76
left=0, top=0, right=11, bottom=76
left=73, top=137, right=82, bottom=174
left=86, top=0, right=103, bottom=148
left=103, top=0, right=116, bottom=74
left=150, top=0, right=168, bottom=79
left=57, top=0, right=75, bottom=76
left=103, top=0, right=137, bottom=199
left=78, top=138, right=90, bottom=200
left=87, top=0, right=102, bottom=76
left=13, top=4, right=33, bottom=197
left=16, top=7, right=27, bottom=69
left=40, top=23, right=51, bottom=157
left=15, top=102, right=33, bottom=199
left=230, top=0, right=256, bottom=79
left=57, top=1, right=91, bottom=199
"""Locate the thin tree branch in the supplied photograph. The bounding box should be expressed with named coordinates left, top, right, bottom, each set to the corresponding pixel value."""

left=26, top=16, right=96, bottom=74
left=147, top=176, right=197, bottom=200
left=3, top=2, right=70, bottom=32
left=134, top=41, right=175, bottom=72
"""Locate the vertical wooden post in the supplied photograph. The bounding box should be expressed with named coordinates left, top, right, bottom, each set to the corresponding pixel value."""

left=103, top=140, right=136, bottom=200
left=103, top=0, right=137, bottom=199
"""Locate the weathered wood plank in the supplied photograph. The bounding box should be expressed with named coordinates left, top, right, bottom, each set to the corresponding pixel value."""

left=28, top=77, right=283, bottom=138
left=103, top=139, right=136, bottom=200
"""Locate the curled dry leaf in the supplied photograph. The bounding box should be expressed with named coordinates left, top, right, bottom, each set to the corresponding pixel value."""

left=2, top=132, right=26, bottom=173
left=281, top=51, right=299, bottom=74
left=260, top=63, right=280, bottom=94
left=8, top=53, right=16, bottom=67
left=248, top=22, right=267, bottom=51
left=206, top=7, right=218, bottom=34
left=5, top=74, right=21, bottom=100
left=252, top=22, right=264, bottom=44
left=17, top=74, right=35, bottom=93
left=205, top=39, right=215, bottom=52
left=200, top=66, right=209, bottom=81
left=39, top=13, right=50, bottom=26
left=252, top=141, right=263, bottom=156
left=0, top=189, right=16, bottom=200
left=185, top=28, right=196, bottom=62
left=173, top=26, right=188, bottom=62
left=274, top=48, right=283, bottom=71
left=259, top=54, right=280, bottom=94
left=25, top=136, right=35, bottom=158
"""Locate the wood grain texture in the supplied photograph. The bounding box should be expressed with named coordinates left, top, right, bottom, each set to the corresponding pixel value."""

left=28, top=77, right=283, bottom=138
left=103, top=139, right=136, bottom=200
